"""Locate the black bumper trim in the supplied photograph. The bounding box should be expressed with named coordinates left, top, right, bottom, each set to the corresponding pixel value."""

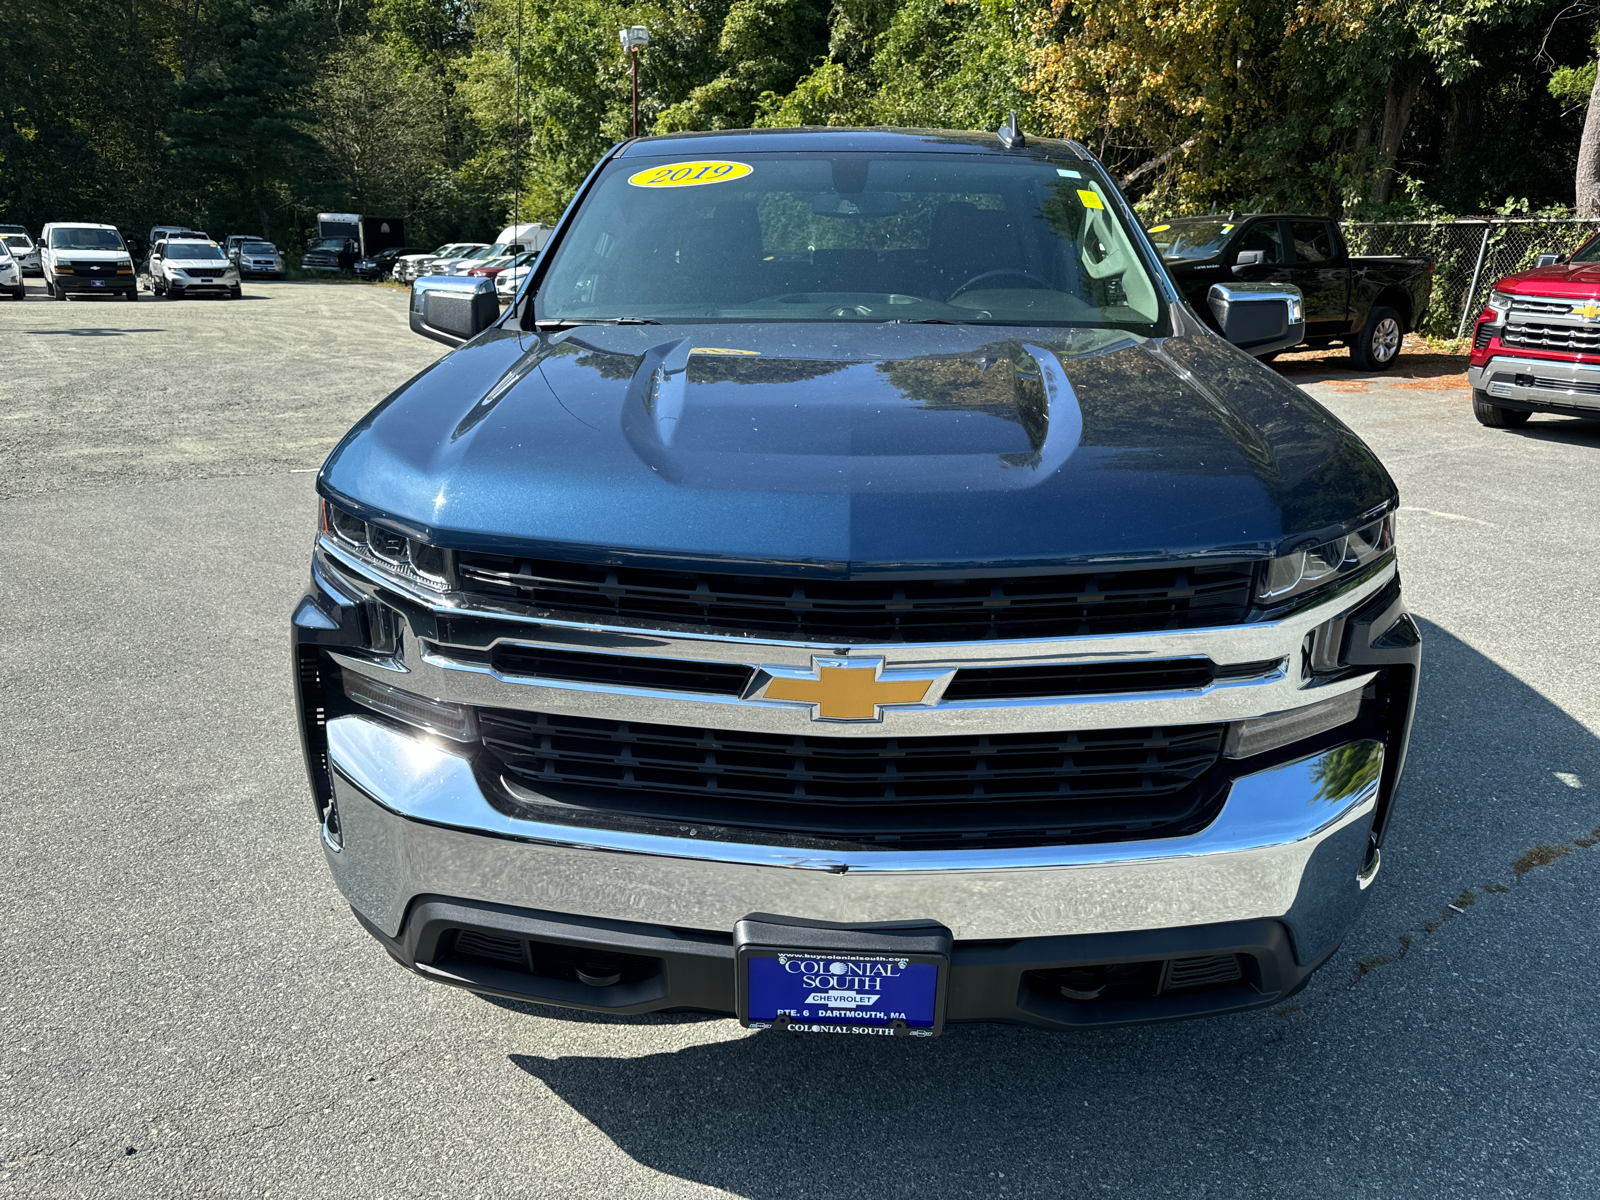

left=353, top=896, right=1336, bottom=1029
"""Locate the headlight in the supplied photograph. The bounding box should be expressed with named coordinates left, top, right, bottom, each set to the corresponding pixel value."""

left=321, top=499, right=449, bottom=590
left=1486, top=290, right=1513, bottom=319
left=1257, top=512, right=1394, bottom=605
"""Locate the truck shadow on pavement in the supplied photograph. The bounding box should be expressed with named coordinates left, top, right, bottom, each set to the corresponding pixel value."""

left=1502, top=418, right=1600, bottom=446
left=499, top=616, right=1600, bottom=1196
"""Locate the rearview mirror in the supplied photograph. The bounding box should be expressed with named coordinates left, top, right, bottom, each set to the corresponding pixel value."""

left=410, top=275, right=500, bottom=348
left=1208, top=282, right=1305, bottom=358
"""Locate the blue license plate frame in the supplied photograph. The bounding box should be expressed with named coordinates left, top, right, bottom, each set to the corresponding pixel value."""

left=736, top=922, right=950, bottom=1038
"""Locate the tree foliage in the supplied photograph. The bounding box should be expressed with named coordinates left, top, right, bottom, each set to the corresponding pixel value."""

left=0, top=0, right=1592, bottom=247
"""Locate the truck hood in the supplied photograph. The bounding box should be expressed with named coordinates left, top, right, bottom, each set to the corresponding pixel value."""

left=319, top=322, right=1394, bottom=572
left=1499, top=261, right=1600, bottom=299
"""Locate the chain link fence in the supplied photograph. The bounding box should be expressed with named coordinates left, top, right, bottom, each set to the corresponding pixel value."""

left=1341, top=219, right=1600, bottom=341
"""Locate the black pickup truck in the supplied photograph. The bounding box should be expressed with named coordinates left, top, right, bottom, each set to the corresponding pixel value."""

left=1149, top=215, right=1433, bottom=370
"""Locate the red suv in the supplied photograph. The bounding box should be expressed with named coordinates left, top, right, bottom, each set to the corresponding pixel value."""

left=1468, top=235, right=1600, bottom=427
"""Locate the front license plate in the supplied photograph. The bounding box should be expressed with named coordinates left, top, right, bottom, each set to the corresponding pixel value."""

left=740, top=946, right=946, bottom=1037
left=90, top=279, right=106, bottom=287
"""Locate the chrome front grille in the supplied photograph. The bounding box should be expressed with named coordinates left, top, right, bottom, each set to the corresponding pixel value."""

left=1502, top=319, right=1600, bottom=354
left=451, top=553, right=1256, bottom=642
left=1509, top=299, right=1580, bottom=316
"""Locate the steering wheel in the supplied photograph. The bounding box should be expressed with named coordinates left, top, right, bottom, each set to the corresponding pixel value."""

left=948, top=270, right=1053, bottom=302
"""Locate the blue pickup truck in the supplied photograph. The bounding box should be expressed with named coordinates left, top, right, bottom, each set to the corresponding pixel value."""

left=292, top=125, right=1419, bottom=1034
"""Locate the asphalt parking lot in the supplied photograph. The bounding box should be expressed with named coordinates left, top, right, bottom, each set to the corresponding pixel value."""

left=3, top=279, right=1598, bottom=1199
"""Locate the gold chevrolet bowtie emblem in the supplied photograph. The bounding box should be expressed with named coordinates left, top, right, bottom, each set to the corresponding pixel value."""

left=1571, top=301, right=1600, bottom=321
left=751, top=657, right=952, bottom=722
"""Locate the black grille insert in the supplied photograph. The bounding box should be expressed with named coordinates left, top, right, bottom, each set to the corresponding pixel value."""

left=943, top=657, right=1279, bottom=701
left=1161, top=953, right=1244, bottom=991
left=488, top=644, right=754, bottom=695
left=479, top=708, right=1227, bottom=847
left=451, top=555, right=1256, bottom=642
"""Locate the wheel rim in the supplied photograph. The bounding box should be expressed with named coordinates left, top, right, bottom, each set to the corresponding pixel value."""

left=1372, top=317, right=1401, bottom=363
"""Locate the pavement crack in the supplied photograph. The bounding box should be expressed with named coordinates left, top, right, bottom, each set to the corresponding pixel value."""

left=1349, top=825, right=1600, bottom=988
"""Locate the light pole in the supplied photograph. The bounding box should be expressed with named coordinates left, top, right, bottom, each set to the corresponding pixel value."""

left=618, top=25, right=649, bottom=138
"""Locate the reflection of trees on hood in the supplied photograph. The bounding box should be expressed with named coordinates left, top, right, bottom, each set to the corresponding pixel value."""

left=564, top=341, right=855, bottom=386
left=877, top=354, right=1020, bottom=419
left=1310, top=741, right=1383, bottom=804
left=688, top=358, right=851, bottom=385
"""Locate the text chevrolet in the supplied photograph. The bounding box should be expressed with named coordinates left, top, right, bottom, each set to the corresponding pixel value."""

left=292, top=127, right=1419, bottom=1034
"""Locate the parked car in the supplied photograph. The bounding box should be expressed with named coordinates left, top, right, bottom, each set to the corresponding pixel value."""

left=433, top=244, right=502, bottom=275
left=0, top=242, right=23, bottom=298
left=0, top=225, right=42, bottom=274
left=302, top=237, right=360, bottom=272
left=149, top=225, right=208, bottom=253
left=463, top=253, right=526, bottom=280
left=149, top=237, right=241, bottom=299
left=1467, top=234, right=1600, bottom=427
left=395, top=243, right=482, bottom=284
left=354, top=245, right=429, bottom=280
left=493, top=251, right=540, bottom=300
left=40, top=222, right=138, bottom=300
left=295, top=125, right=1418, bottom=1034
left=1150, top=214, right=1434, bottom=369
left=231, top=239, right=286, bottom=279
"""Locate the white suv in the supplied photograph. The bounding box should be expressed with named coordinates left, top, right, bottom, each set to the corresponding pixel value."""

left=40, top=223, right=138, bottom=301
left=149, top=237, right=242, bottom=299
left=0, top=242, right=23, bottom=299
left=0, top=226, right=41, bottom=275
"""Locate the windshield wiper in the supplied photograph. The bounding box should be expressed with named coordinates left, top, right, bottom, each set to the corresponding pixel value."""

left=887, top=318, right=986, bottom=325
left=536, top=317, right=662, bottom=330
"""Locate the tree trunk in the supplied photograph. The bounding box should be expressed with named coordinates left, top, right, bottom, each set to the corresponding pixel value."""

left=1369, top=67, right=1424, bottom=207
left=1578, top=55, right=1600, bottom=217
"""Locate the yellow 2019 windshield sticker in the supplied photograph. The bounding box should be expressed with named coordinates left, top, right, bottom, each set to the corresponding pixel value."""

left=629, top=161, right=752, bottom=188
left=1077, top=189, right=1105, bottom=210
left=1148, top=224, right=1170, bottom=232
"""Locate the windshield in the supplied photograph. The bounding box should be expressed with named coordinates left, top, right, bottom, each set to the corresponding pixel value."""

left=536, top=151, right=1164, bottom=329
left=243, top=242, right=276, bottom=254
left=309, top=239, right=345, bottom=252
left=50, top=227, right=127, bottom=252
left=3, top=234, right=32, bottom=251
left=1570, top=234, right=1600, bottom=264
left=170, top=243, right=226, bottom=261
left=1146, top=219, right=1235, bottom=261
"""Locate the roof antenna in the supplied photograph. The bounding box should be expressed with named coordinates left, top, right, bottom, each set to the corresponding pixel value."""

left=997, top=111, right=1025, bottom=150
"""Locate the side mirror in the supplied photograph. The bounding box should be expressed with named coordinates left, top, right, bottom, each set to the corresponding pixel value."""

left=1231, top=249, right=1265, bottom=276
left=1534, top=253, right=1561, bottom=268
left=410, top=275, right=501, bottom=348
left=1208, top=282, right=1305, bottom=358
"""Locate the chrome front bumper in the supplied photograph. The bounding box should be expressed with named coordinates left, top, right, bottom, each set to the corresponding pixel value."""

left=1468, top=354, right=1600, bottom=410
left=324, top=714, right=1383, bottom=957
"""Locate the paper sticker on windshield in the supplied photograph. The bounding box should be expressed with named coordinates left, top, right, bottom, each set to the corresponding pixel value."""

left=629, top=161, right=752, bottom=188
left=1077, top=189, right=1105, bottom=210
left=1148, top=224, right=1170, bottom=232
